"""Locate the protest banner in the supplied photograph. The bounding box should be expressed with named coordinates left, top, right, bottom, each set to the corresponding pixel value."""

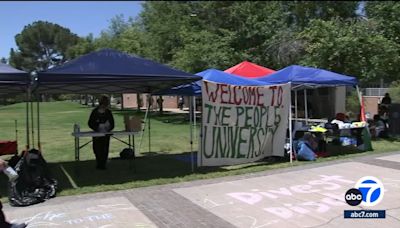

left=198, top=80, right=290, bottom=166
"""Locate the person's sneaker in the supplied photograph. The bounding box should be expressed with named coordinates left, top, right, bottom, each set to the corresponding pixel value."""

left=11, top=223, right=27, bottom=228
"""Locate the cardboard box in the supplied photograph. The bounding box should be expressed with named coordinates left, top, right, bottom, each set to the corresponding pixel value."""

left=124, top=115, right=142, bottom=132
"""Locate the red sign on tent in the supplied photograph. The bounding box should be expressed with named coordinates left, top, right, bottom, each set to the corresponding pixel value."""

left=224, top=61, right=276, bottom=78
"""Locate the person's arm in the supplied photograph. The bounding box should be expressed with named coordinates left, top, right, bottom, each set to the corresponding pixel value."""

left=108, top=110, right=115, bottom=131
left=88, top=109, right=98, bottom=131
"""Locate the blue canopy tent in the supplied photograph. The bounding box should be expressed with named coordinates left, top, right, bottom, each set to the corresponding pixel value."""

left=0, top=63, right=31, bottom=150
left=257, top=65, right=360, bottom=162
left=256, top=65, right=358, bottom=120
left=153, top=68, right=268, bottom=96
left=33, top=49, right=201, bottom=170
left=256, top=65, right=357, bottom=88
left=152, top=81, right=202, bottom=97
left=198, top=68, right=268, bottom=86
left=35, top=48, right=202, bottom=94
left=0, top=62, right=29, bottom=95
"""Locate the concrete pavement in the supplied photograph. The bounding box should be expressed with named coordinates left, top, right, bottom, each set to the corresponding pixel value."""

left=3, top=151, right=400, bottom=228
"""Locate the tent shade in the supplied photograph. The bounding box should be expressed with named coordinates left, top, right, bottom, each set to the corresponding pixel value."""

left=257, top=65, right=358, bottom=88
left=36, top=49, right=201, bottom=94
left=224, top=61, right=276, bottom=78
left=0, top=63, right=29, bottom=95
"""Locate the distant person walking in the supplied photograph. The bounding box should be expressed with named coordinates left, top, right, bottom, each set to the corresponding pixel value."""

left=88, top=96, right=115, bottom=170
left=178, top=96, right=184, bottom=110
left=157, top=96, right=164, bottom=114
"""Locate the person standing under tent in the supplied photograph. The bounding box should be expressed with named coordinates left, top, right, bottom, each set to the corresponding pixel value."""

left=0, top=159, right=27, bottom=228
left=88, top=96, right=115, bottom=170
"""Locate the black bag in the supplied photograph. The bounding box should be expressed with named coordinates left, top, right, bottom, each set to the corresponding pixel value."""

left=8, top=149, right=57, bottom=207
left=120, top=148, right=135, bottom=159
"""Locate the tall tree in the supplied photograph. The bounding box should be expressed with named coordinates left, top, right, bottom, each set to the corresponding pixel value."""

left=9, top=21, right=79, bottom=72
left=139, top=1, right=196, bottom=63
left=299, top=18, right=400, bottom=83
left=282, top=1, right=359, bottom=28
left=171, top=29, right=234, bottom=73
left=365, top=2, right=400, bottom=44
left=66, top=34, right=96, bottom=59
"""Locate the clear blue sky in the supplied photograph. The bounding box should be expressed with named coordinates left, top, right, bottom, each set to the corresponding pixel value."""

left=0, top=1, right=143, bottom=59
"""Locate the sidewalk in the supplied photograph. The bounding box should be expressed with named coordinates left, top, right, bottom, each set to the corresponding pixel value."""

left=4, top=151, right=400, bottom=227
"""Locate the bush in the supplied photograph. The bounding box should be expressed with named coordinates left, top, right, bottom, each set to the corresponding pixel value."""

left=388, top=81, right=400, bottom=104
left=346, top=90, right=360, bottom=115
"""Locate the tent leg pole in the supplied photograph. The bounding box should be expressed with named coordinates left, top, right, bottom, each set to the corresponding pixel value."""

left=193, top=96, right=197, bottom=142
left=15, top=120, right=18, bottom=145
left=304, top=89, right=308, bottom=125
left=189, top=96, right=194, bottom=172
left=138, top=99, right=150, bottom=154
left=295, top=90, right=298, bottom=120
left=289, top=83, right=293, bottom=164
left=148, top=96, right=151, bottom=153
left=26, top=89, right=30, bottom=150
left=31, top=96, right=34, bottom=147
left=37, top=94, right=41, bottom=151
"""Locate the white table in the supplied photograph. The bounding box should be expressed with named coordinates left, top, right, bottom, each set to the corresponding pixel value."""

left=71, top=129, right=140, bottom=161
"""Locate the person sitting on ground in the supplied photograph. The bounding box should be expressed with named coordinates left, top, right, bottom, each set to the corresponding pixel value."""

left=331, top=113, right=345, bottom=126
left=331, top=112, right=352, bottom=136
left=371, top=114, right=388, bottom=138
left=296, top=133, right=317, bottom=161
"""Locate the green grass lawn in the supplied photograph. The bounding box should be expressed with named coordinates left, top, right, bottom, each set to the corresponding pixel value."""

left=1, top=101, right=399, bottom=201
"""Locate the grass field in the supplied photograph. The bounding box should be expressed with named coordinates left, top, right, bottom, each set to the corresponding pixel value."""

left=1, top=101, right=399, bottom=201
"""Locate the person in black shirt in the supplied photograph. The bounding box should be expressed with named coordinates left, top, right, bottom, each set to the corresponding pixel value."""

left=381, top=93, right=391, bottom=105
left=88, top=96, right=115, bottom=170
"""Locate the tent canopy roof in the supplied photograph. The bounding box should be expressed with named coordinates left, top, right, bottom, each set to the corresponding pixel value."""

left=198, top=68, right=267, bottom=86
left=224, top=61, right=276, bottom=78
left=0, top=63, right=29, bottom=95
left=154, top=68, right=269, bottom=96
left=0, top=63, right=27, bottom=75
left=36, top=49, right=201, bottom=94
left=257, top=65, right=358, bottom=88
left=152, top=81, right=202, bottom=96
